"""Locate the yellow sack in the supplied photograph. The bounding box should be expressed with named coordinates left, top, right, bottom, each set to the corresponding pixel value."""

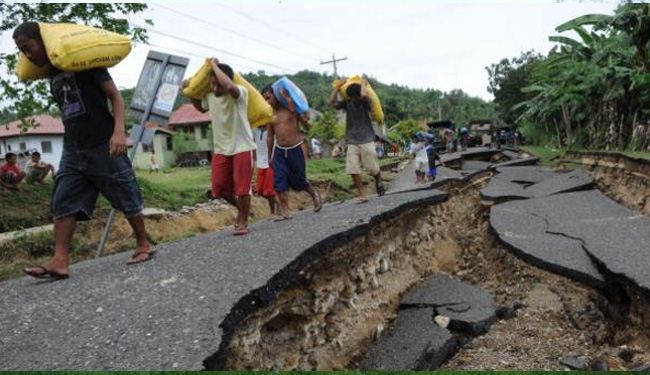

left=15, top=22, right=132, bottom=81
left=182, top=60, right=274, bottom=128
left=15, top=53, right=53, bottom=80
left=333, top=75, right=385, bottom=124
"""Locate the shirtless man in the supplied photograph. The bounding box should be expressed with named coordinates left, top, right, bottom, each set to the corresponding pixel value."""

left=262, top=85, right=322, bottom=220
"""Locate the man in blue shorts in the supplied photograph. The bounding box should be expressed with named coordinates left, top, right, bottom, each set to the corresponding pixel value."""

left=262, top=86, right=321, bottom=220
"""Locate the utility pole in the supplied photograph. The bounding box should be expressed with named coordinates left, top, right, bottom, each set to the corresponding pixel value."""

left=320, top=53, right=347, bottom=78
left=438, top=97, right=442, bottom=120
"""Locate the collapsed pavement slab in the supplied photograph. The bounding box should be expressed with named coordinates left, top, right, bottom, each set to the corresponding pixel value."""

left=0, top=188, right=448, bottom=370
left=501, top=149, right=521, bottom=160
left=490, top=201, right=607, bottom=288
left=358, top=308, right=458, bottom=370
left=549, top=215, right=650, bottom=293
left=481, top=168, right=595, bottom=204
left=461, top=160, right=493, bottom=172
left=525, top=168, right=594, bottom=197
left=401, top=274, right=498, bottom=335
left=480, top=178, right=531, bottom=203
left=490, top=190, right=647, bottom=290
left=459, top=147, right=501, bottom=161
left=493, top=166, right=556, bottom=184
left=490, top=156, right=540, bottom=169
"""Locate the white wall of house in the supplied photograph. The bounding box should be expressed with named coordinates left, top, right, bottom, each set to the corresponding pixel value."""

left=0, top=135, right=64, bottom=167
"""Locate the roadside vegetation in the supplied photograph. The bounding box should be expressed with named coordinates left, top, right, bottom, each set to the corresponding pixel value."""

left=489, top=3, right=650, bottom=153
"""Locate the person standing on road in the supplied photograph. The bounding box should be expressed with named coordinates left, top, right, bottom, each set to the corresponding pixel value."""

left=311, top=137, right=322, bottom=159
left=14, top=21, right=154, bottom=279
left=252, top=125, right=277, bottom=215
left=187, top=58, right=255, bottom=236
left=329, top=77, right=386, bottom=203
left=262, top=86, right=322, bottom=221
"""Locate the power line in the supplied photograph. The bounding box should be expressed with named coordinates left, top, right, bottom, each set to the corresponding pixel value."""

left=133, top=24, right=298, bottom=73
left=142, top=41, right=264, bottom=73
left=152, top=3, right=318, bottom=63
left=213, top=2, right=331, bottom=55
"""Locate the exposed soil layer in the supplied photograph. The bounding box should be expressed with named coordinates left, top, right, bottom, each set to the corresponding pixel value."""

left=441, top=164, right=650, bottom=371
left=219, top=180, right=485, bottom=370
left=568, top=151, right=650, bottom=215
left=219, top=165, right=650, bottom=370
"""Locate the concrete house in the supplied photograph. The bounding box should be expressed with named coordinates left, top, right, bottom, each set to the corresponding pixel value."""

left=167, top=104, right=212, bottom=152
left=131, top=126, right=176, bottom=170
left=0, top=115, right=64, bottom=167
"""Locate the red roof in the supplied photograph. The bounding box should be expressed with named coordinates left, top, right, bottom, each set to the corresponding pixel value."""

left=168, top=104, right=210, bottom=127
left=0, top=114, right=64, bottom=139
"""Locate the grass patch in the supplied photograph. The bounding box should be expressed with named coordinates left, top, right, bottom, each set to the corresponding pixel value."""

left=136, top=167, right=211, bottom=210
left=1, top=158, right=400, bottom=234
left=0, top=180, right=54, bottom=232
left=623, top=151, right=650, bottom=161
left=520, top=145, right=564, bottom=167
left=306, top=157, right=400, bottom=198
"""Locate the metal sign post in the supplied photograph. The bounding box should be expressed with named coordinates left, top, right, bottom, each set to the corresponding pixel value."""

left=96, top=51, right=189, bottom=258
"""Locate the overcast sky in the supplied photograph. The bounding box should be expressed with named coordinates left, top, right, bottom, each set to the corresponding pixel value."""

left=0, top=0, right=618, bottom=101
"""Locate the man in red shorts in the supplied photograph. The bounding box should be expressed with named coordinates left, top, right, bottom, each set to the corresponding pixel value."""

left=187, top=58, right=255, bottom=236
left=253, top=125, right=277, bottom=215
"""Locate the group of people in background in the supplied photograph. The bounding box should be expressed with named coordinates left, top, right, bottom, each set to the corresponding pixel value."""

left=187, top=58, right=386, bottom=231
left=1, top=151, right=55, bottom=191
left=11, top=18, right=386, bottom=279
left=409, top=131, right=444, bottom=184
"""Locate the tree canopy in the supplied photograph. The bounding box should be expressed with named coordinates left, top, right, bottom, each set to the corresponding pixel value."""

left=0, top=3, right=151, bottom=126
left=488, top=3, right=650, bottom=151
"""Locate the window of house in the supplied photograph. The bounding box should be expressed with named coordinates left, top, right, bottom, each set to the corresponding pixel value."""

left=7, top=144, right=12, bottom=151
left=142, top=143, right=152, bottom=152
left=19, top=142, right=26, bottom=151
left=200, top=125, right=208, bottom=139
left=41, top=141, right=53, bottom=154
left=166, top=136, right=173, bottom=151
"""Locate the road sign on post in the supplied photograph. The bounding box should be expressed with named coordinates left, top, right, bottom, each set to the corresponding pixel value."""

left=130, top=51, right=190, bottom=125
left=96, top=51, right=189, bottom=258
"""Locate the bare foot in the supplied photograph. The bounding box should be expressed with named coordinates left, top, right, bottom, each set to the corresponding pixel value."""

left=313, top=191, right=322, bottom=213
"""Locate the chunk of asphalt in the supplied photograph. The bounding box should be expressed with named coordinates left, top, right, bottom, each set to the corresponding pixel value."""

left=400, top=274, right=498, bottom=336
left=490, top=202, right=607, bottom=289
left=359, top=308, right=458, bottom=370
left=462, top=160, right=493, bottom=172
left=525, top=168, right=594, bottom=197
left=490, top=156, right=540, bottom=169
left=501, top=150, right=521, bottom=160
left=480, top=178, right=531, bottom=203
left=555, top=216, right=650, bottom=294
left=512, top=190, right=650, bottom=293
left=561, top=355, right=591, bottom=370
left=493, top=166, right=556, bottom=184
left=459, top=147, right=501, bottom=161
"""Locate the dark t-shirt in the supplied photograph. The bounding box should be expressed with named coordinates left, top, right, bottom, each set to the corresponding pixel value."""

left=335, top=99, right=375, bottom=145
left=50, top=68, right=114, bottom=149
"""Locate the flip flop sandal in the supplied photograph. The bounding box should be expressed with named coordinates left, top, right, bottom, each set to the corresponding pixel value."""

left=23, top=266, right=69, bottom=280
left=233, top=227, right=249, bottom=236
left=274, top=216, right=292, bottom=222
left=127, top=250, right=157, bottom=265
left=356, top=197, right=369, bottom=204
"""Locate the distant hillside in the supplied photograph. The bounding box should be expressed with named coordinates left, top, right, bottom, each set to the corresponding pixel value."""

left=120, top=69, right=496, bottom=127
left=240, top=70, right=496, bottom=126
